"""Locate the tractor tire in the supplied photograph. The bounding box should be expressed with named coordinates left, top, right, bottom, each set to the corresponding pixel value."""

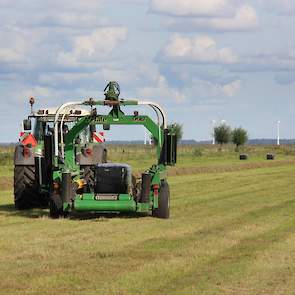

left=102, top=149, right=107, bottom=163
left=14, top=165, right=47, bottom=209
left=152, top=181, right=170, bottom=219
left=49, top=193, right=64, bottom=218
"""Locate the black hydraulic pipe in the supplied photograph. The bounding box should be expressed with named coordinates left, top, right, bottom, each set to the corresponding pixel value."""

left=172, top=134, right=177, bottom=164
left=159, top=128, right=169, bottom=165
left=44, top=135, right=53, bottom=184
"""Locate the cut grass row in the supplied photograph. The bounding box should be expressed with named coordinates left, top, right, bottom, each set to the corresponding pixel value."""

left=0, top=163, right=294, bottom=294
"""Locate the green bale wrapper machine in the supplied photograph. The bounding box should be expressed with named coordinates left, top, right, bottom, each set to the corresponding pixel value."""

left=15, top=82, right=177, bottom=218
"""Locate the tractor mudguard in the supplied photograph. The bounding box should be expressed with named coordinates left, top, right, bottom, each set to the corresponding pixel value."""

left=14, top=144, right=35, bottom=166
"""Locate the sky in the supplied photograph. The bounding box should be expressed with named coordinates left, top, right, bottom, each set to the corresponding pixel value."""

left=1, top=0, right=295, bottom=142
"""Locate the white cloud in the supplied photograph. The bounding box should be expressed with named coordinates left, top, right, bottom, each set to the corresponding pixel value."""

left=38, top=67, right=139, bottom=90
left=99, top=63, right=160, bottom=86
left=0, top=0, right=102, bottom=11
left=150, top=0, right=235, bottom=17
left=187, top=78, right=241, bottom=100
left=21, top=86, right=53, bottom=100
left=38, top=72, right=92, bottom=89
left=222, top=80, right=241, bottom=96
left=57, top=27, right=128, bottom=67
left=159, top=35, right=238, bottom=64
left=118, top=0, right=147, bottom=3
left=232, top=49, right=295, bottom=73
left=32, top=13, right=105, bottom=29
left=0, top=0, right=110, bottom=30
left=165, top=5, right=258, bottom=32
left=0, top=48, right=22, bottom=63
left=74, top=27, right=127, bottom=58
left=0, top=30, right=43, bottom=64
left=206, top=5, right=258, bottom=31
left=275, top=73, right=295, bottom=85
left=259, top=0, right=295, bottom=15
left=37, top=62, right=162, bottom=94
left=138, top=75, right=185, bottom=103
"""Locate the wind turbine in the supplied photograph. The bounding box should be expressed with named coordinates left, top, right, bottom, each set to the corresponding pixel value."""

left=277, top=120, right=280, bottom=146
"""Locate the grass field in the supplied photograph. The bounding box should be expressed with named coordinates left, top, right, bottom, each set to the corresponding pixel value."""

left=0, top=145, right=295, bottom=294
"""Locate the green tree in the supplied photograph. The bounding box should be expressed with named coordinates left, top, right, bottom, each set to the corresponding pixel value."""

left=151, top=122, right=183, bottom=145
left=232, top=127, right=248, bottom=150
left=214, top=123, right=232, bottom=147
left=168, top=123, right=183, bottom=143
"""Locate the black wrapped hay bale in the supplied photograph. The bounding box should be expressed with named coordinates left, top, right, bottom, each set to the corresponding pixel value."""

left=266, top=153, right=275, bottom=160
left=239, top=154, right=248, bottom=160
left=95, top=163, right=132, bottom=194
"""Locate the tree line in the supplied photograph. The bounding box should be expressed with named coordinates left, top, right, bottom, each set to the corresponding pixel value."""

left=154, top=122, right=248, bottom=150
left=214, top=123, right=248, bottom=149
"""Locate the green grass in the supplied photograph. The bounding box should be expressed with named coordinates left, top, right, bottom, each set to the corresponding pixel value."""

left=1, top=151, right=295, bottom=294
left=0, top=165, right=13, bottom=177
left=2, top=143, right=295, bottom=169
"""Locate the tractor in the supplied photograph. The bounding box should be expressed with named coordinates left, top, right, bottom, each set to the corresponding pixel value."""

left=14, top=81, right=177, bottom=218
left=14, top=99, right=107, bottom=209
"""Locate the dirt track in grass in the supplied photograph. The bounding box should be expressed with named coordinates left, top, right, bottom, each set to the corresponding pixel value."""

left=167, top=159, right=295, bottom=176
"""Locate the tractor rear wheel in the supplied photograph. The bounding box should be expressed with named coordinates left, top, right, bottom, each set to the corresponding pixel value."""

left=14, top=165, right=47, bottom=209
left=102, top=149, right=107, bottom=163
left=152, top=181, right=170, bottom=219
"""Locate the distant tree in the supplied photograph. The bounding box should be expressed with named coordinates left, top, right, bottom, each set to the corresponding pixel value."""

left=232, top=127, right=248, bottom=150
left=214, top=123, right=232, bottom=148
left=168, top=123, right=183, bottom=143
left=151, top=122, right=183, bottom=145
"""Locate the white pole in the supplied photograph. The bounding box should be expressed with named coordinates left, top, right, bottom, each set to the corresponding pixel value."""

left=277, top=120, right=280, bottom=146
left=212, top=120, right=216, bottom=145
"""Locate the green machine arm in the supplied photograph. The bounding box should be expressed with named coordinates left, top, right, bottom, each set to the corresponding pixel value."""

left=53, top=81, right=171, bottom=173
left=63, top=107, right=164, bottom=171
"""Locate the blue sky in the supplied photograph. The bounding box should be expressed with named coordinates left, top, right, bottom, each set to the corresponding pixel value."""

left=1, top=0, right=295, bottom=142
